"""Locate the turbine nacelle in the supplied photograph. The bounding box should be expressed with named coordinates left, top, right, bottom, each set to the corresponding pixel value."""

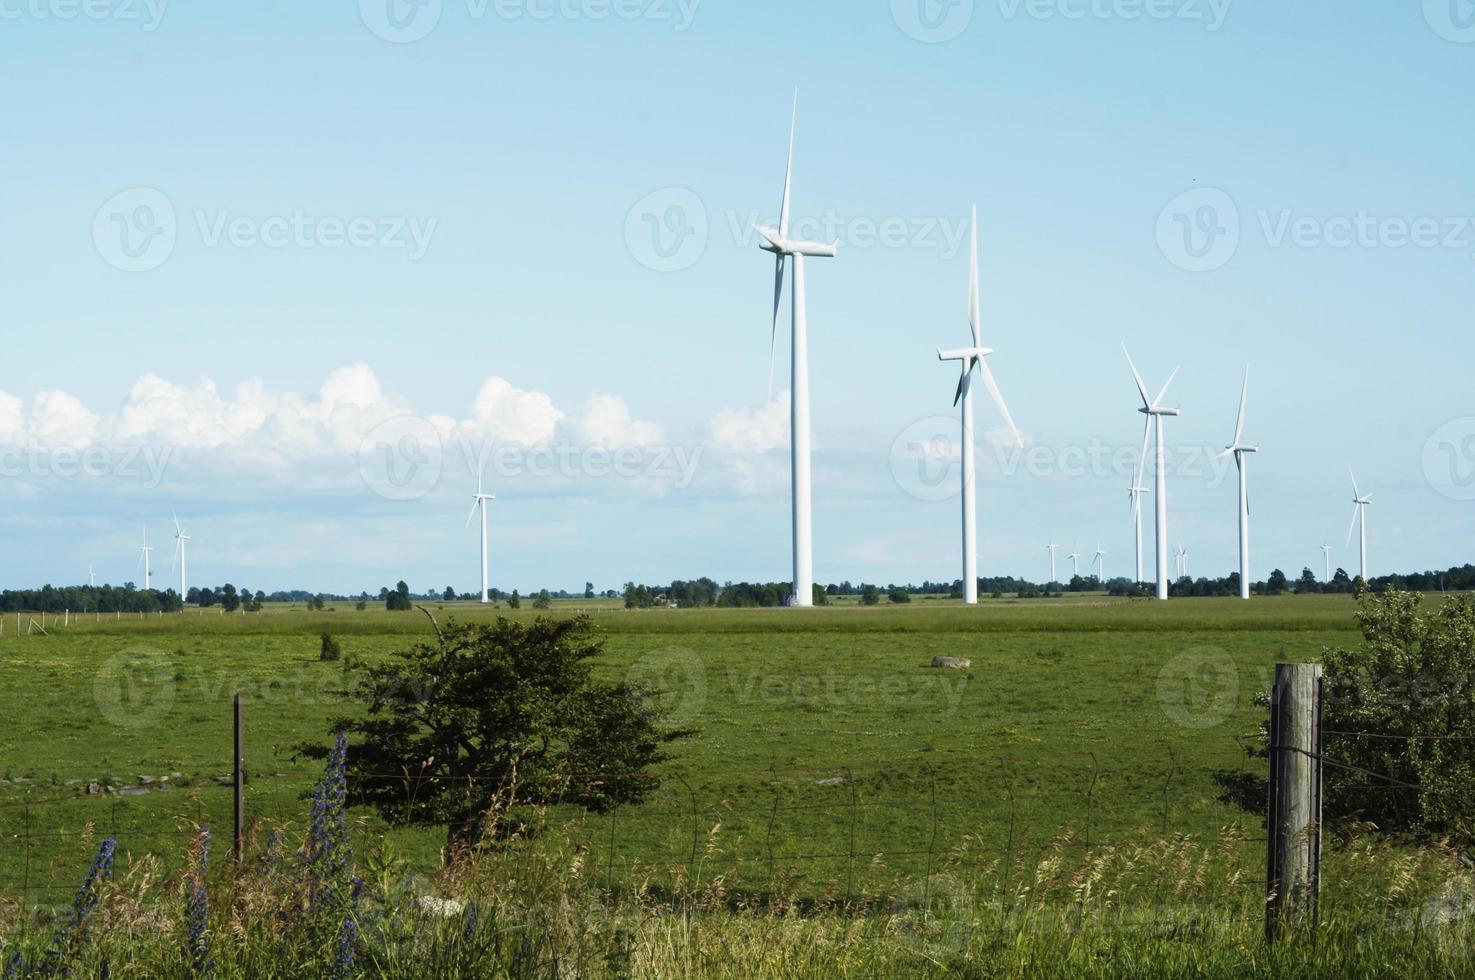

left=937, top=345, right=993, bottom=363
left=1138, top=405, right=1181, bottom=417
left=755, top=225, right=838, bottom=257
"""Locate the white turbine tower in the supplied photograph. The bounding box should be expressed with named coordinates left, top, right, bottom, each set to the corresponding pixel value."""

left=138, top=526, right=153, bottom=590
left=1215, top=369, right=1257, bottom=600
left=1347, top=468, right=1371, bottom=581
left=1092, top=542, right=1106, bottom=582
left=1123, top=346, right=1180, bottom=600
left=1067, top=546, right=1081, bottom=579
left=1129, top=417, right=1151, bottom=585
left=464, top=465, right=495, bottom=604
left=755, top=91, right=837, bottom=609
left=1320, top=541, right=1333, bottom=583
left=88, top=566, right=95, bottom=588
left=172, top=513, right=189, bottom=602
left=936, top=205, right=1021, bottom=605
left=1175, top=545, right=1189, bottom=581
left=1046, top=541, right=1059, bottom=585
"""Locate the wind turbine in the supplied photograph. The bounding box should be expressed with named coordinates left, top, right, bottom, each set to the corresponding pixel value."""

left=1046, top=540, right=1059, bottom=585
left=1067, top=546, right=1081, bottom=579
left=1215, top=369, right=1257, bottom=599
left=935, top=205, right=1021, bottom=605
left=464, top=463, right=495, bottom=604
left=88, top=566, right=95, bottom=588
left=1129, top=416, right=1151, bottom=585
left=1320, top=541, right=1333, bottom=583
left=172, top=513, right=189, bottom=602
left=1347, top=468, right=1371, bottom=581
left=755, top=90, right=837, bottom=608
left=1175, top=545, right=1189, bottom=580
left=1092, top=542, right=1106, bottom=582
left=1123, top=346, right=1180, bottom=600
left=138, top=526, right=153, bottom=591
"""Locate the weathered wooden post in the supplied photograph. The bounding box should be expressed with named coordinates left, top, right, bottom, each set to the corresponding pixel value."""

left=1266, top=662, right=1322, bottom=939
left=233, top=694, right=244, bottom=859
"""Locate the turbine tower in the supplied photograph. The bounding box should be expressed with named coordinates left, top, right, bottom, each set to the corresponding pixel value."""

left=1046, top=540, right=1059, bottom=585
left=1092, top=542, right=1106, bottom=582
left=1067, top=547, right=1081, bottom=579
left=755, top=91, right=837, bottom=608
left=935, top=205, right=1020, bottom=605
left=138, top=526, right=153, bottom=591
left=1124, top=346, right=1180, bottom=600
left=1215, top=369, right=1257, bottom=599
left=1320, top=541, right=1333, bottom=583
left=1347, top=468, right=1371, bottom=581
left=88, top=566, right=95, bottom=588
left=464, top=464, right=495, bottom=604
left=1129, top=417, right=1151, bottom=585
left=172, top=513, right=189, bottom=602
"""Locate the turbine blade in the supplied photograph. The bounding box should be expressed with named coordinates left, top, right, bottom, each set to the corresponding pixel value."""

left=768, top=254, right=786, bottom=399
left=966, top=205, right=981, bottom=348
left=1153, top=366, right=1180, bottom=407
left=1122, top=344, right=1151, bottom=407
left=172, top=511, right=181, bottom=534
left=1349, top=465, right=1360, bottom=499
left=1232, top=367, right=1248, bottom=445
left=1345, top=502, right=1360, bottom=547
left=953, top=365, right=969, bottom=407
left=171, top=537, right=180, bottom=571
left=779, top=90, right=795, bottom=239
left=1136, top=414, right=1151, bottom=486
left=975, top=357, right=1021, bottom=446
left=465, top=497, right=480, bottom=530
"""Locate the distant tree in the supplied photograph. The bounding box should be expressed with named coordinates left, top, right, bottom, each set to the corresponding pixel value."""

left=887, top=586, right=911, bottom=604
left=319, top=632, right=342, bottom=662
left=221, top=584, right=241, bottom=612
left=507, top=590, right=521, bottom=609
left=1294, top=567, right=1320, bottom=594
left=859, top=584, right=880, bottom=606
left=355, top=600, right=368, bottom=612
left=305, top=613, right=692, bottom=849
left=533, top=590, right=552, bottom=610
left=386, top=581, right=412, bottom=612
left=1265, top=569, right=1289, bottom=595
left=443, top=586, right=456, bottom=602
left=811, top=584, right=829, bottom=606
left=584, top=582, right=595, bottom=599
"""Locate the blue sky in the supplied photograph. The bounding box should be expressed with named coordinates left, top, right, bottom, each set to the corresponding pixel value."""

left=1, top=0, right=1473, bottom=594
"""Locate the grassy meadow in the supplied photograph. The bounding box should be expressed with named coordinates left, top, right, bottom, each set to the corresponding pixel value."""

left=3, top=594, right=1471, bottom=975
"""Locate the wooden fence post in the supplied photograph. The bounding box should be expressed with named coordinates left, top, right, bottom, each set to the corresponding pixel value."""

left=233, top=694, right=244, bottom=860
left=1266, top=662, right=1322, bottom=939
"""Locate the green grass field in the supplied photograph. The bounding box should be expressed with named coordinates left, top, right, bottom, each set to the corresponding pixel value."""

left=0, top=594, right=1363, bottom=910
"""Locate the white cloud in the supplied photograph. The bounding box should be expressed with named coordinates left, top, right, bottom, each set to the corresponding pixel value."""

left=464, top=377, right=564, bottom=446
left=706, top=393, right=789, bottom=454
left=30, top=391, right=99, bottom=448
left=577, top=394, right=665, bottom=449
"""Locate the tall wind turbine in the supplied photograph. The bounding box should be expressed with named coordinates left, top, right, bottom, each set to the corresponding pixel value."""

left=1175, top=545, right=1189, bottom=580
left=172, top=513, right=189, bottom=601
left=1124, top=346, right=1180, bottom=600
left=1347, top=468, right=1371, bottom=581
left=1092, top=542, right=1106, bottom=582
left=1320, top=541, right=1333, bottom=583
left=936, top=205, right=1021, bottom=605
left=1067, top=546, right=1081, bottom=579
left=755, top=91, right=837, bottom=608
left=465, top=464, right=495, bottom=604
left=1215, top=369, right=1257, bottom=599
left=1046, top=540, right=1059, bottom=585
left=138, top=526, right=153, bottom=591
left=88, top=566, right=95, bottom=587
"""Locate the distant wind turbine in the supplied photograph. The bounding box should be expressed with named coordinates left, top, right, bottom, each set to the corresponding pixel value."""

left=88, top=566, right=95, bottom=588
left=755, top=90, right=838, bottom=608
left=138, top=526, right=153, bottom=591
left=935, top=205, right=1021, bottom=605
left=1068, top=546, right=1081, bottom=579
left=464, top=462, right=495, bottom=604
left=1123, top=346, right=1180, bottom=600
left=1046, top=540, right=1059, bottom=585
left=1320, top=541, right=1333, bottom=583
left=1092, top=542, right=1106, bottom=582
left=1215, top=368, right=1257, bottom=599
left=1347, top=468, right=1371, bottom=581
left=172, top=513, right=190, bottom=602
left=1129, top=417, right=1151, bottom=586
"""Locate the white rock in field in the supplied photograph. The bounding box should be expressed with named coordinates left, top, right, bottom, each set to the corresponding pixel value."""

left=930, top=656, right=971, bottom=669
left=417, top=895, right=465, bottom=918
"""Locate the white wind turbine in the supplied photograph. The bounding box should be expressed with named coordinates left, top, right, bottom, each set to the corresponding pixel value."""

left=1124, top=346, right=1180, bottom=600
left=1175, top=545, right=1189, bottom=581
left=1092, top=542, right=1106, bottom=582
left=755, top=90, right=838, bottom=608
left=172, top=513, right=189, bottom=602
left=1046, top=540, right=1059, bottom=585
left=935, top=205, right=1021, bottom=605
left=138, top=526, right=153, bottom=590
left=464, top=463, right=495, bottom=604
left=1129, top=418, right=1151, bottom=586
left=1215, top=369, right=1257, bottom=600
left=1320, top=540, right=1333, bottom=583
left=1067, top=546, right=1081, bottom=579
left=88, top=566, right=95, bottom=587
left=1347, top=468, right=1371, bottom=581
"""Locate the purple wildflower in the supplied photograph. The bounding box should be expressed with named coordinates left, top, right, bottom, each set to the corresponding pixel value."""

left=185, top=828, right=212, bottom=975
left=329, top=916, right=357, bottom=979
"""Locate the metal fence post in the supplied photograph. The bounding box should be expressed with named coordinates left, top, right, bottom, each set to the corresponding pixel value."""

left=233, top=693, right=244, bottom=860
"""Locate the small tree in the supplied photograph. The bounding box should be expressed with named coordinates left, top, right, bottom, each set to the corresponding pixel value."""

left=319, top=632, right=342, bottom=662
left=859, top=584, right=880, bottom=606
left=386, top=582, right=412, bottom=612
left=1265, top=568, right=1289, bottom=595
left=507, top=590, right=521, bottom=610
left=443, top=586, right=456, bottom=602
left=305, top=612, right=689, bottom=848
left=532, top=590, right=552, bottom=610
